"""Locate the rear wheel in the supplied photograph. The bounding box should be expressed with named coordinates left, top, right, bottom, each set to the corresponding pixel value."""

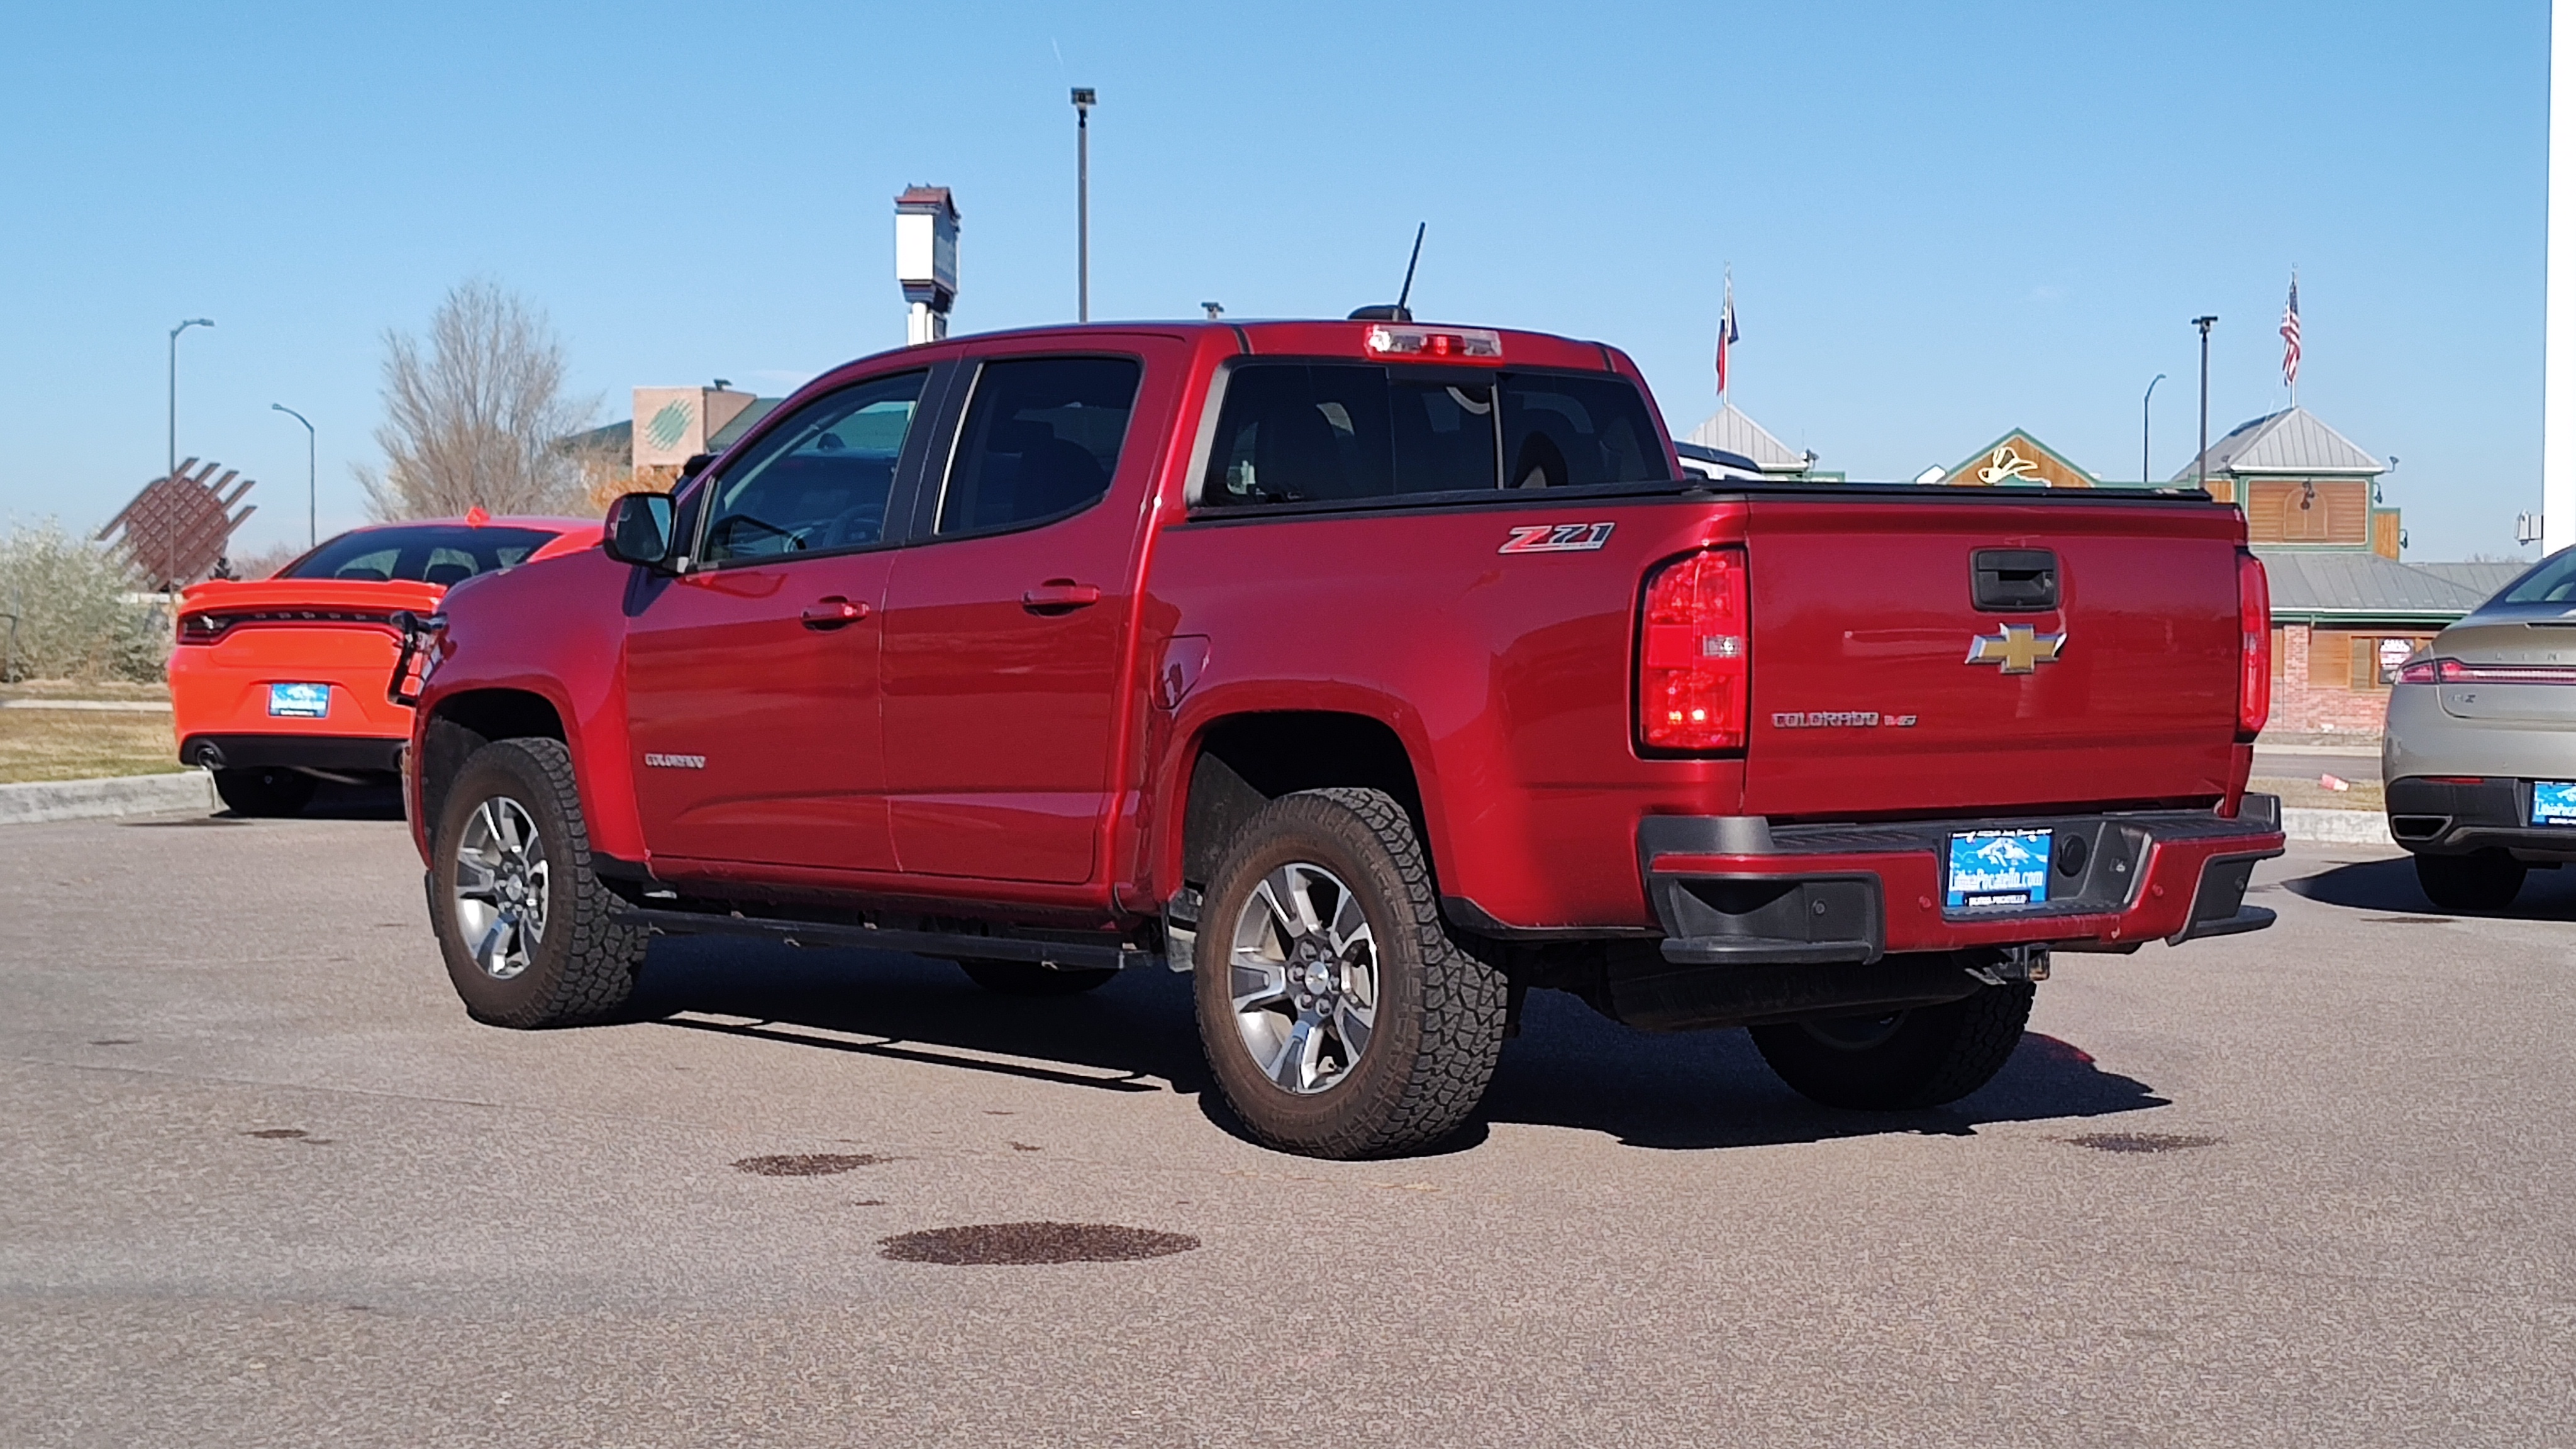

left=1750, top=976, right=2034, bottom=1111
left=430, top=738, right=646, bottom=1028
left=1193, top=787, right=1507, bottom=1159
left=213, top=766, right=316, bottom=818
left=958, top=960, right=1118, bottom=996
left=2414, top=849, right=2526, bottom=911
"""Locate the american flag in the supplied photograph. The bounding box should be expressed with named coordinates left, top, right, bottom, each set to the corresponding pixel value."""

left=2280, top=272, right=2301, bottom=389
left=1716, top=270, right=1740, bottom=399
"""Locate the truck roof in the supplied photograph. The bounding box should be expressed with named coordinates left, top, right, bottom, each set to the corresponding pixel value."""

left=817, top=318, right=1626, bottom=385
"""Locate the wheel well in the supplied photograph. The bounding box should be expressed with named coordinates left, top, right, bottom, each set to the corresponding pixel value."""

left=419, top=689, right=565, bottom=835
left=1182, top=712, right=1426, bottom=887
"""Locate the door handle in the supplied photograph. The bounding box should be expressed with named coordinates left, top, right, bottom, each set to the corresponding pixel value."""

left=1021, top=581, right=1102, bottom=613
left=800, top=596, right=870, bottom=630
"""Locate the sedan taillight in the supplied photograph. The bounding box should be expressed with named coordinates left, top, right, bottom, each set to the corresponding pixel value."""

left=2401, top=657, right=2576, bottom=686
left=1638, top=547, right=1748, bottom=752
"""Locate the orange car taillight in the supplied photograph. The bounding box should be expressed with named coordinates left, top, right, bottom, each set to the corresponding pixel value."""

left=2237, top=551, right=2270, bottom=740
left=1638, top=547, right=1748, bottom=752
left=176, top=613, right=231, bottom=645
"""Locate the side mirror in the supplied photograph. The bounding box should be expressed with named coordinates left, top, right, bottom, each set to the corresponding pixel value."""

left=602, top=491, right=677, bottom=569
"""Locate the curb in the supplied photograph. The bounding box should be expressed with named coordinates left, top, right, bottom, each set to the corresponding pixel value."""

left=0, top=770, right=216, bottom=826
left=2282, top=806, right=2395, bottom=848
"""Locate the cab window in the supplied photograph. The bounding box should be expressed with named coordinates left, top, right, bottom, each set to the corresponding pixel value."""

left=699, top=371, right=926, bottom=564
left=1499, top=374, right=1664, bottom=490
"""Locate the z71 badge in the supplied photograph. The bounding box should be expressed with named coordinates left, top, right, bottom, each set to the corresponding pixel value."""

left=1498, top=522, right=1614, bottom=554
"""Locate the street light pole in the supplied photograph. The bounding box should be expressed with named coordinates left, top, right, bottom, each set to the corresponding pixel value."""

left=1071, top=87, right=1095, bottom=323
left=166, top=318, right=214, bottom=589
left=272, top=403, right=315, bottom=550
left=2191, top=316, right=2218, bottom=491
left=2141, top=373, right=2165, bottom=485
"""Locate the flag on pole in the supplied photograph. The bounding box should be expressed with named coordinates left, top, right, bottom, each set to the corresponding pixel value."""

left=2279, top=271, right=2302, bottom=392
left=1716, top=269, right=1740, bottom=399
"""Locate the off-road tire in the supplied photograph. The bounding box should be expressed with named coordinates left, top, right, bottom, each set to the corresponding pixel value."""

left=1750, top=975, right=2035, bottom=1111
left=2414, top=849, right=2526, bottom=912
left=1194, top=787, right=1508, bottom=1159
left=430, top=738, right=647, bottom=1028
left=958, top=960, right=1119, bottom=996
left=213, top=766, right=316, bottom=818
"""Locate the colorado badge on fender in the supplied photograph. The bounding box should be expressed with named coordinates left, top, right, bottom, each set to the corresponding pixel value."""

left=1499, top=522, right=1614, bottom=554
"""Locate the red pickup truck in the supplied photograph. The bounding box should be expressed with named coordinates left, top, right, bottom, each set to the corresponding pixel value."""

left=398, top=317, right=2282, bottom=1158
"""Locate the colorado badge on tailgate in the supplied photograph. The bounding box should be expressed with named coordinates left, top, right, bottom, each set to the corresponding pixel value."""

left=267, top=682, right=331, bottom=719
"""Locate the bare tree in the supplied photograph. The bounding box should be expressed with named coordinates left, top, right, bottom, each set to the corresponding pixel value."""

left=358, top=280, right=599, bottom=519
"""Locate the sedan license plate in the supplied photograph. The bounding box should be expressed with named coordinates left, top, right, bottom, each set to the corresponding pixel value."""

left=267, top=682, right=331, bottom=719
left=1947, top=828, right=2053, bottom=909
left=2533, top=782, right=2576, bottom=827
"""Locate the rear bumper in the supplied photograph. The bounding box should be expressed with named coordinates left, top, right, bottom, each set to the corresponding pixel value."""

left=2386, top=775, right=2576, bottom=859
left=1640, top=796, right=2284, bottom=965
left=180, top=733, right=405, bottom=774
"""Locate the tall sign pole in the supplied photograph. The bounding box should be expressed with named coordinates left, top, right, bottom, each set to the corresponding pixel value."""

left=1072, top=88, right=1096, bottom=323
left=166, top=318, right=213, bottom=588
left=2549, top=0, right=2574, bottom=555
left=2192, top=316, right=2218, bottom=490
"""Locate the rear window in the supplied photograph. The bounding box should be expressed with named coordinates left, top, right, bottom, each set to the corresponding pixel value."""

left=2499, top=552, right=2576, bottom=606
left=282, top=525, right=562, bottom=584
left=938, top=357, right=1143, bottom=534
left=1200, top=364, right=1665, bottom=508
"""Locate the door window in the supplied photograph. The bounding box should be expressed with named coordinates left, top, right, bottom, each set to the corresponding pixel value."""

left=937, top=357, right=1143, bottom=535
left=699, top=372, right=926, bottom=564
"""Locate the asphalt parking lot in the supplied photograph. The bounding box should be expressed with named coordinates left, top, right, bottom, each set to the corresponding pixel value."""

left=3, top=802, right=2571, bottom=1447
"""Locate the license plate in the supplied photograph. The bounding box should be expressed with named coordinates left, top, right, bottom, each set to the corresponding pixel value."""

left=1947, top=828, right=2053, bottom=909
left=2534, top=782, right=2576, bottom=827
left=267, top=682, right=331, bottom=719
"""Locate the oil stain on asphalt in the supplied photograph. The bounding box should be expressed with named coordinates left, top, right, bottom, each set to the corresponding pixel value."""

left=2063, top=1132, right=2224, bottom=1153
left=733, top=1153, right=889, bottom=1176
left=879, top=1223, right=1201, bottom=1265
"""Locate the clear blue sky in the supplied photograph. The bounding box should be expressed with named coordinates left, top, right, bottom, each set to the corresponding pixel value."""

left=0, top=1, right=2546, bottom=560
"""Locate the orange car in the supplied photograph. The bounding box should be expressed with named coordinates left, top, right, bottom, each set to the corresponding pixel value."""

left=170, top=513, right=601, bottom=815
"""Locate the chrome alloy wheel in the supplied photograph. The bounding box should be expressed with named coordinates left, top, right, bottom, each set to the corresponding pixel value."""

left=1227, top=862, right=1380, bottom=1094
left=453, top=796, right=549, bottom=981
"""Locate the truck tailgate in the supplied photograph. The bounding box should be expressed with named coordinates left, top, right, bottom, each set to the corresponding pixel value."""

left=1740, top=496, right=2245, bottom=819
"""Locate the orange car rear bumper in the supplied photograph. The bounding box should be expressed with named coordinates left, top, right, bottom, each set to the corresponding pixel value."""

left=169, top=623, right=414, bottom=772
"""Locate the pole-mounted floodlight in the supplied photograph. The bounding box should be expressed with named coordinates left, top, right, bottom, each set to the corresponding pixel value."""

left=2191, top=316, right=2218, bottom=491
left=271, top=403, right=316, bottom=549
left=1072, top=87, right=1096, bottom=322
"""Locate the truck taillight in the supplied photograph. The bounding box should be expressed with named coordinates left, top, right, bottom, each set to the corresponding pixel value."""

left=1638, top=548, right=1748, bottom=752
left=2238, top=551, right=2270, bottom=740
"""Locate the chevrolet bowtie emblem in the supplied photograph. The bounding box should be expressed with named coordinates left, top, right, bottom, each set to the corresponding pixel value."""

left=1965, top=623, right=2065, bottom=674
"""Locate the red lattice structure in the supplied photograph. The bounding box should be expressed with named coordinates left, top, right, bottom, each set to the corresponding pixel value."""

left=97, top=458, right=258, bottom=589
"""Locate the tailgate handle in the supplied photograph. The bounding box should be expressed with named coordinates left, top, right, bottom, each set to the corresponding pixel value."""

left=1972, top=549, right=2059, bottom=611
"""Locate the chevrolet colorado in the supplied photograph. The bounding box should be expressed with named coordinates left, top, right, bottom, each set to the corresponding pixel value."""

left=397, top=317, right=2282, bottom=1158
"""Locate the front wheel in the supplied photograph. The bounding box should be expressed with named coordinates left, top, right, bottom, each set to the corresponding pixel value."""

left=1750, top=976, right=2034, bottom=1111
left=430, top=738, right=646, bottom=1028
left=2414, top=850, right=2526, bottom=912
left=1193, top=787, right=1507, bottom=1159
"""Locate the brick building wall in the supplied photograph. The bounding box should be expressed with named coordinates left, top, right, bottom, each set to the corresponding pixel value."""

left=2265, top=622, right=2433, bottom=736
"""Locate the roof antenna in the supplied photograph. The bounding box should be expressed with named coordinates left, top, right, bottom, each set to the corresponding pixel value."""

left=1395, top=222, right=1426, bottom=317
left=1348, top=223, right=1426, bottom=322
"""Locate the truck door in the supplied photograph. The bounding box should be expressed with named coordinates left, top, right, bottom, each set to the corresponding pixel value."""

left=623, top=369, right=934, bottom=872
left=877, top=348, right=1163, bottom=884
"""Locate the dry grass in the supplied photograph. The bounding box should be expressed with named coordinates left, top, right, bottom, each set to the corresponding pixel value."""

left=0, top=678, right=172, bottom=704
left=2250, top=774, right=2384, bottom=813
left=0, top=704, right=182, bottom=783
